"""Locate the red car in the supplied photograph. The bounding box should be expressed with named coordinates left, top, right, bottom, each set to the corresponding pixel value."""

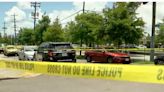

left=85, top=50, right=131, bottom=64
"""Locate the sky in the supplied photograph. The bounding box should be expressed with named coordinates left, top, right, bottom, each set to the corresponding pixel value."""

left=0, top=2, right=164, bottom=37
left=0, top=2, right=113, bottom=36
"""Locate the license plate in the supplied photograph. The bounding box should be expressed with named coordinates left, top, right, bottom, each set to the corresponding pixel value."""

left=62, top=53, right=67, bottom=56
left=50, top=57, right=53, bottom=60
left=44, top=51, right=48, bottom=53
left=57, top=50, right=62, bottom=53
left=125, top=58, right=129, bottom=61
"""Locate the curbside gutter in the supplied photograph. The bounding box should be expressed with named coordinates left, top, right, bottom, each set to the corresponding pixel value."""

left=0, top=68, right=41, bottom=79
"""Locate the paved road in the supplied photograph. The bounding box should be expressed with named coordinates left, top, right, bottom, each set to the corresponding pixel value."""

left=0, top=54, right=18, bottom=61
left=0, top=75, right=163, bottom=92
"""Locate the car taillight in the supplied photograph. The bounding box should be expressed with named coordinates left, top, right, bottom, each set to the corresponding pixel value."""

left=48, top=50, right=53, bottom=57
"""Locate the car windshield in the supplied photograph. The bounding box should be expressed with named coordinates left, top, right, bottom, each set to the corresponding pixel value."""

left=24, top=46, right=37, bottom=51
left=49, top=44, right=73, bottom=49
left=7, top=47, right=15, bottom=49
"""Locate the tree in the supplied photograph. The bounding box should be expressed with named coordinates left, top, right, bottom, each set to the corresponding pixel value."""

left=34, top=14, right=51, bottom=44
left=43, top=18, right=64, bottom=42
left=66, top=12, right=103, bottom=47
left=64, top=21, right=77, bottom=42
left=17, top=28, right=34, bottom=45
left=156, top=20, right=164, bottom=46
left=103, top=2, right=144, bottom=47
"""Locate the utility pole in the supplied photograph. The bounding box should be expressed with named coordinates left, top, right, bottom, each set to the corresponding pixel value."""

left=80, top=1, right=85, bottom=56
left=31, top=2, right=40, bottom=31
left=150, top=2, right=156, bottom=61
left=83, top=2, right=85, bottom=13
left=12, top=14, right=17, bottom=45
left=2, top=22, right=7, bottom=37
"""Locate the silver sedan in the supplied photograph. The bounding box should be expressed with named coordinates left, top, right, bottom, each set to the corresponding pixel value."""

left=18, top=46, right=37, bottom=61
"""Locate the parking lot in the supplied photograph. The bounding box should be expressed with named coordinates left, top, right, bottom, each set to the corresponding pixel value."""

left=1, top=51, right=163, bottom=92
left=0, top=52, right=151, bottom=64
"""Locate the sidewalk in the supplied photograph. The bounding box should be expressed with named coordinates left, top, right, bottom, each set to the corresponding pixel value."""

left=0, top=68, right=41, bottom=79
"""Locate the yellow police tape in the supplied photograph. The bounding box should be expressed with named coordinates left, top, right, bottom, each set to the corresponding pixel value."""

left=52, top=48, right=164, bottom=51
left=0, top=60, right=164, bottom=84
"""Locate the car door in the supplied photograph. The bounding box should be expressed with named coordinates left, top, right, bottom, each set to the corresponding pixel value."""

left=92, top=50, right=104, bottom=62
left=18, top=48, right=24, bottom=60
left=37, top=43, right=48, bottom=61
left=37, top=46, right=44, bottom=60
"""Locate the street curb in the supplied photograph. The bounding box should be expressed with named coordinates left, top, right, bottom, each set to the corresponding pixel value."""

left=0, top=69, right=41, bottom=79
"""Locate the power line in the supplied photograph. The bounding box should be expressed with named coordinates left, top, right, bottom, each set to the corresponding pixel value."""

left=60, top=10, right=82, bottom=22
left=31, top=2, right=41, bottom=31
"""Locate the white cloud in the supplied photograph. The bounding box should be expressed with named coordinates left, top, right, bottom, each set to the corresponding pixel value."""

left=37, top=8, right=44, bottom=20
left=4, top=6, right=33, bottom=36
left=17, top=2, right=32, bottom=10
left=4, top=6, right=26, bottom=22
left=136, top=2, right=164, bottom=35
left=48, top=9, right=77, bottom=25
left=3, top=2, right=107, bottom=36
left=48, top=2, right=107, bottom=27
left=73, top=2, right=107, bottom=11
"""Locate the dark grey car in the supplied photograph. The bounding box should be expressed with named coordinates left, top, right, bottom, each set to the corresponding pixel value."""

left=154, top=55, right=164, bottom=65
left=34, top=42, right=76, bottom=62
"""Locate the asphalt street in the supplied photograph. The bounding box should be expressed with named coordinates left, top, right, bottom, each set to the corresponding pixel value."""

left=0, top=53, right=163, bottom=92
left=0, top=75, right=164, bottom=92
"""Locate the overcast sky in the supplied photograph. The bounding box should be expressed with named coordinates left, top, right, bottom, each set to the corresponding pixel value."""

left=0, top=2, right=163, bottom=37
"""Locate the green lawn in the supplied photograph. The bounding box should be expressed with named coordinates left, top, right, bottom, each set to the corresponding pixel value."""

left=76, top=55, right=85, bottom=59
left=131, top=59, right=154, bottom=64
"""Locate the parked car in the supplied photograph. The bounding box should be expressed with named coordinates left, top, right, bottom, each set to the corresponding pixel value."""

left=120, top=44, right=137, bottom=48
left=3, top=45, right=18, bottom=56
left=18, top=46, right=38, bottom=61
left=136, top=45, right=147, bottom=49
left=0, top=43, right=6, bottom=53
left=34, top=42, right=76, bottom=62
left=154, top=55, right=164, bottom=65
left=85, top=50, right=131, bottom=64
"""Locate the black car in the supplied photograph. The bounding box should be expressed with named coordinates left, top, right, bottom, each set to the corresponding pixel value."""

left=34, top=42, right=76, bottom=62
left=154, top=55, right=164, bottom=65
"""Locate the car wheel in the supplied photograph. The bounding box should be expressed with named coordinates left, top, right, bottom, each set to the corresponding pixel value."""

left=107, top=57, right=113, bottom=63
left=25, top=57, right=29, bottom=61
left=156, top=60, right=164, bottom=65
left=154, top=59, right=158, bottom=65
left=15, top=53, right=18, bottom=56
left=4, top=52, right=7, bottom=56
left=72, top=59, right=76, bottom=62
left=18, top=56, right=21, bottom=60
left=6, top=53, right=9, bottom=56
left=123, top=61, right=131, bottom=64
left=86, top=56, right=92, bottom=62
left=34, top=54, right=39, bottom=61
left=53, top=59, right=57, bottom=62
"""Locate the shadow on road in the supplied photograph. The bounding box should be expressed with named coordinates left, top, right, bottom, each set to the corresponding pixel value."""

left=0, top=77, right=19, bottom=81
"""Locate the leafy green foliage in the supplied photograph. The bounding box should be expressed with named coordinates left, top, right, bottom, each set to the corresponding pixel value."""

left=34, top=14, right=51, bottom=44
left=3, top=2, right=146, bottom=47
left=17, top=28, right=34, bottom=45
left=64, top=12, right=104, bottom=47
left=64, top=21, right=78, bottom=42
left=156, top=21, right=164, bottom=45
left=103, top=2, right=144, bottom=46
left=43, top=18, right=64, bottom=42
